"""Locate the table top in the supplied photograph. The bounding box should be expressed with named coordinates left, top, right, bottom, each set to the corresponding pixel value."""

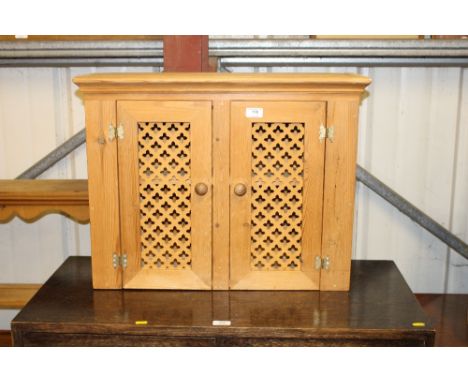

left=12, top=257, right=434, bottom=343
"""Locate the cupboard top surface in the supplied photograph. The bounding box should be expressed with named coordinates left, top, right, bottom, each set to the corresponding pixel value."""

left=12, top=257, right=433, bottom=335
left=73, top=72, right=371, bottom=95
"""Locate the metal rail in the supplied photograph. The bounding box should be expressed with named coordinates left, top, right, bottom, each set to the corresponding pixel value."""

left=14, top=127, right=468, bottom=261
left=16, top=129, right=86, bottom=179
left=213, top=39, right=468, bottom=67
left=0, top=40, right=164, bottom=67
left=210, top=39, right=468, bottom=56
left=356, top=166, right=468, bottom=261
left=219, top=57, right=468, bottom=67
left=1, top=39, right=468, bottom=67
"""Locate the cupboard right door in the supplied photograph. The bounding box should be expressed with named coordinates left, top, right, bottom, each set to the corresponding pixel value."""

left=230, top=101, right=326, bottom=290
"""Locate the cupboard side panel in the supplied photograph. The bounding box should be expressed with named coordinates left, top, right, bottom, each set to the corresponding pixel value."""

left=320, top=99, right=360, bottom=291
left=85, top=100, right=121, bottom=289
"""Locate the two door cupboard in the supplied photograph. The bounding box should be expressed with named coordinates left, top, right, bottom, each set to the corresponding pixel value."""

left=73, top=73, right=371, bottom=291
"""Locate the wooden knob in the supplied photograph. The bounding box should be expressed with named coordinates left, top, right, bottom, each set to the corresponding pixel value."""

left=234, top=183, right=247, bottom=196
left=194, top=183, right=208, bottom=196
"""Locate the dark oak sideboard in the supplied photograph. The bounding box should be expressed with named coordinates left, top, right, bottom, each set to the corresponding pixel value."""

left=11, top=257, right=435, bottom=346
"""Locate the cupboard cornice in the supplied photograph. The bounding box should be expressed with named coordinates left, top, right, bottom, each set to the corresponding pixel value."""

left=74, top=72, right=371, bottom=95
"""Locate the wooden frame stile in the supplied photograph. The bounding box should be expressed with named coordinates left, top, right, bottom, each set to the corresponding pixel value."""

left=85, top=99, right=122, bottom=289
left=320, top=98, right=361, bottom=291
left=212, top=98, right=231, bottom=289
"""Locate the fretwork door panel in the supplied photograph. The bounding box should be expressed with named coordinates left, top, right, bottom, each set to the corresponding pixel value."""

left=230, top=101, right=326, bottom=290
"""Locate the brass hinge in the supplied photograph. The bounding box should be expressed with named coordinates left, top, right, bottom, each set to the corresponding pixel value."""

left=108, top=123, right=124, bottom=141
left=112, top=253, right=127, bottom=270
left=322, top=256, right=330, bottom=270
left=319, top=124, right=334, bottom=143
left=315, top=256, right=322, bottom=270
left=315, top=256, right=331, bottom=270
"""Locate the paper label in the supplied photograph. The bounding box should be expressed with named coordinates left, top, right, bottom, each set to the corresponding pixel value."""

left=212, top=320, right=232, bottom=326
left=245, top=107, right=264, bottom=118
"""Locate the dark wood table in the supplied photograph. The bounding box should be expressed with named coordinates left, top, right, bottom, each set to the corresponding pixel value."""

left=11, top=257, right=435, bottom=346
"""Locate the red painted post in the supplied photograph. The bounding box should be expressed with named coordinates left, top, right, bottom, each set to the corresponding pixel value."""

left=163, top=36, right=212, bottom=72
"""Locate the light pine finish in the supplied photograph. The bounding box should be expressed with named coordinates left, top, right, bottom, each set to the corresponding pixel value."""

left=117, top=101, right=212, bottom=289
left=212, top=100, right=231, bottom=289
left=74, top=73, right=370, bottom=291
left=0, top=180, right=89, bottom=223
left=73, top=73, right=370, bottom=95
left=0, top=205, right=88, bottom=224
left=321, top=100, right=360, bottom=290
left=249, top=120, right=305, bottom=271
left=230, top=101, right=326, bottom=290
left=85, top=100, right=122, bottom=289
left=0, top=179, right=88, bottom=201
left=137, top=121, right=194, bottom=270
left=0, top=283, right=41, bottom=309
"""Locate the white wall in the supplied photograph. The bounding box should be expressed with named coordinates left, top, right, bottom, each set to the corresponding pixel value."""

left=354, top=67, right=468, bottom=294
left=0, top=64, right=467, bottom=327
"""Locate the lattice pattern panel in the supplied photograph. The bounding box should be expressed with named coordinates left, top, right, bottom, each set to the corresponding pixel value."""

left=251, top=122, right=305, bottom=271
left=138, top=122, right=192, bottom=270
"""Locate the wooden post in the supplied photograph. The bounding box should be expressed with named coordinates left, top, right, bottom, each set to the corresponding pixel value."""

left=163, top=36, right=213, bottom=72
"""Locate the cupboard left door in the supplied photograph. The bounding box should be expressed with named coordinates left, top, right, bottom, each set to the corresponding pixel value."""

left=117, top=101, right=213, bottom=289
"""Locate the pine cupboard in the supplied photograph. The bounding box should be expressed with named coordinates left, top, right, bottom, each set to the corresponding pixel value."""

left=73, top=73, right=371, bottom=291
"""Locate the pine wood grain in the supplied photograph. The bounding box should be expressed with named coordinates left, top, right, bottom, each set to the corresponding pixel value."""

left=117, top=101, right=212, bottom=289
left=0, top=205, right=89, bottom=224
left=73, top=73, right=371, bottom=95
left=0, top=284, right=41, bottom=309
left=0, top=180, right=89, bottom=223
left=0, top=180, right=88, bottom=202
left=212, top=100, right=231, bottom=289
left=75, top=73, right=370, bottom=291
left=229, top=101, right=325, bottom=290
left=85, top=100, right=121, bottom=289
left=320, top=100, right=361, bottom=291
left=229, top=102, right=254, bottom=287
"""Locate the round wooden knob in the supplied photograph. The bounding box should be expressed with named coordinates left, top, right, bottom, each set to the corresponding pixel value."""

left=194, top=183, right=208, bottom=196
left=234, top=183, right=247, bottom=196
